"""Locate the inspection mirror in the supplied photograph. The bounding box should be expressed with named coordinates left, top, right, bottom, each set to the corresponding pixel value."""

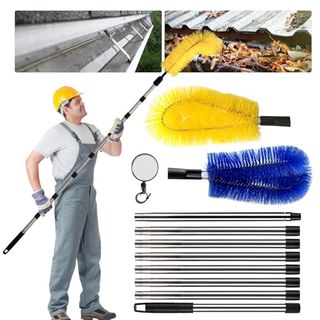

left=131, top=153, right=159, bottom=203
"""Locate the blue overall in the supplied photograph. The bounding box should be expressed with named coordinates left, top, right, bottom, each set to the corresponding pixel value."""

left=48, top=123, right=102, bottom=316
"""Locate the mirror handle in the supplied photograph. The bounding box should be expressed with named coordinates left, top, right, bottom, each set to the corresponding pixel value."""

left=135, top=181, right=151, bottom=204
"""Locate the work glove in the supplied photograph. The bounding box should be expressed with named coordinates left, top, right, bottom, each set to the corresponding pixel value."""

left=109, top=118, right=124, bottom=142
left=32, top=189, right=52, bottom=215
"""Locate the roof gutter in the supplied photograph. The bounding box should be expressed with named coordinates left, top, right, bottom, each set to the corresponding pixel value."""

left=15, top=14, right=149, bottom=57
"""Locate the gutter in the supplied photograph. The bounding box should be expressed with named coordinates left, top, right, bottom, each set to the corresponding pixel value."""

left=15, top=14, right=149, bottom=57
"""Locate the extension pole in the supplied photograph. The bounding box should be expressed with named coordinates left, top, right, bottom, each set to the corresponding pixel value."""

left=134, top=290, right=300, bottom=300
left=135, top=264, right=300, bottom=275
left=135, top=239, right=300, bottom=249
left=135, top=251, right=300, bottom=262
left=134, top=302, right=300, bottom=313
left=3, top=72, right=167, bottom=255
left=135, top=226, right=300, bottom=236
left=135, top=277, right=300, bottom=288
left=134, top=212, right=301, bottom=221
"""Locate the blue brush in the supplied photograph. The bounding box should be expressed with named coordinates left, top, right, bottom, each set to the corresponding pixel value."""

left=168, top=146, right=311, bottom=204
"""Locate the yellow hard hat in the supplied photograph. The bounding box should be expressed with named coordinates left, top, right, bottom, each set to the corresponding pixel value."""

left=53, top=86, right=81, bottom=112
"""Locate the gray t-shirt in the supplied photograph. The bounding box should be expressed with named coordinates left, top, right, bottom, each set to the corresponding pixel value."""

left=34, top=121, right=103, bottom=179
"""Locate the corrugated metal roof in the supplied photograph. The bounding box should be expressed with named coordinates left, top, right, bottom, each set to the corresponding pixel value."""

left=165, top=10, right=311, bottom=36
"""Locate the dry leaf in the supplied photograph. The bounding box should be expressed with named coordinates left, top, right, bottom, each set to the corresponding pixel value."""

left=210, top=57, right=219, bottom=70
left=165, top=32, right=311, bottom=72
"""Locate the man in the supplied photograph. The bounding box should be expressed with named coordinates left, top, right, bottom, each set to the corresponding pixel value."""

left=26, top=86, right=123, bottom=320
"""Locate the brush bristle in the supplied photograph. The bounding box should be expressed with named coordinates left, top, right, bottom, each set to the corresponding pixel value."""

left=146, top=86, right=260, bottom=145
left=162, top=30, right=223, bottom=76
left=207, top=146, right=311, bottom=204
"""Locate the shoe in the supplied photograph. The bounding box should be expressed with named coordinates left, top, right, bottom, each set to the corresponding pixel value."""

left=81, top=307, right=116, bottom=320
left=51, top=313, right=71, bottom=320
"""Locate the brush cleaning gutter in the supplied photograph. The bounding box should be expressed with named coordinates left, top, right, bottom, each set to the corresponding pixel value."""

left=165, top=10, right=312, bottom=72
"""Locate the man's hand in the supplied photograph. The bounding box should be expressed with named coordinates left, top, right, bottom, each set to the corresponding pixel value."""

left=32, top=189, right=52, bottom=215
left=109, top=118, right=124, bottom=142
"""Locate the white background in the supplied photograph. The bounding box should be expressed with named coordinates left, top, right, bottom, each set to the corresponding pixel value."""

left=0, top=1, right=319, bottom=320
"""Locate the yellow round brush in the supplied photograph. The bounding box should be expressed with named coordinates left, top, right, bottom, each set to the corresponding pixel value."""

left=162, top=30, right=223, bottom=76
left=146, top=87, right=290, bottom=145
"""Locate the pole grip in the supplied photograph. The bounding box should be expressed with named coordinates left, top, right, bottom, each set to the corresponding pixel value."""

left=3, top=212, right=41, bottom=255
left=286, top=290, right=300, bottom=300
left=153, top=72, right=167, bottom=86
left=285, top=303, right=300, bottom=313
left=286, top=239, right=300, bottom=249
left=286, top=252, right=300, bottom=262
left=134, top=303, right=193, bottom=313
left=260, top=116, right=291, bottom=126
left=286, top=278, right=300, bottom=288
left=286, top=226, right=300, bottom=236
left=286, top=264, right=300, bottom=275
left=3, top=232, right=24, bottom=254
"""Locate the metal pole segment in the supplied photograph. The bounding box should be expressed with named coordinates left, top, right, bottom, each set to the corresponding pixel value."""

left=135, top=226, right=299, bottom=236
left=136, top=226, right=289, bottom=229
left=22, top=214, right=40, bottom=233
left=135, top=277, right=300, bottom=288
left=135, top=239, right=300, bottom=249
left=135, top=290, right=300, bottom=300
left=135, top=252, right=299, bottom=262
left=135, top=233, right=292, bottom=236
left=136, top=212, right=298, bottom=215
left=135, top=218, right=293, bottom=221
left=135, top=264, right=300, bottom=275
left=193, top=303, right=300, bottom=312
left=135, top=212, right=301, bottom=221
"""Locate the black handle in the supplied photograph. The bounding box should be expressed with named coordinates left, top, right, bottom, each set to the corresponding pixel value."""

left=286, top=278, right=300, bottom=288
left=134, top=303, right=193, bottom=313
left=286, top=226, right=300, bottom=236
left=260, top=116, right=291, bottom=126
left=3, top=212, right=41, bottom=255
left=286, top=264, right=300, bottom=275
left=285, top=303, right=300, bottom=313
left=3, top=232, right=24, bottom=254
left=168, top=168, right=202, bottom=179
left=286, top=290, right=300, bottom=300
left=290, top=212, right=301, bottom=220
left=286, top=239, right=300, bottom=249
left=153, top=72, right=167, bottom=86
left=286, top=252, right=300, bottom=262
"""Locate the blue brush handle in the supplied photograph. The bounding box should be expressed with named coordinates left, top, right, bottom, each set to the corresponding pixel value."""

left=168, top=168, right=202, bottom=179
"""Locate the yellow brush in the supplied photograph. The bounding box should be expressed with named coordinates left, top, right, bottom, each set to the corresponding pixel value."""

left=146, top=87, right=290, bottom=145
left=162, top=30, right=223, bottom=75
